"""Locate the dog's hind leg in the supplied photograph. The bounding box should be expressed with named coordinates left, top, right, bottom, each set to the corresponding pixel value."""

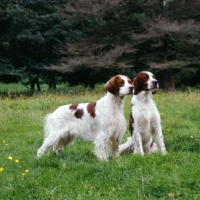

left=37, top=144, right=50, bottom=158
left=119, top=137, right=134, bottom=155
left=37, top=132, right=58, bottom=158
left=143, top=137, right=157, bottom=154
left=53, top=134, right=76, bottom=156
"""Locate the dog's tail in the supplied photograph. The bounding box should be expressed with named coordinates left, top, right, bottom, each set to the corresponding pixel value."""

left=43, top=114, right=53, bottom=139
left=119, top=137, right=134, bottom=155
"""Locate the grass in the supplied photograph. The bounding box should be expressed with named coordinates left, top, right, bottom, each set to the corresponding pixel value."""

left=0, top=86, right=200, bottom=200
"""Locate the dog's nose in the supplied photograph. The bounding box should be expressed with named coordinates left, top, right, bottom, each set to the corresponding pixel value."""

left=152, top=80, right=159, bottom=88
left=153, top=80, right=158, bottom=84
left=152, top=80, right=158, bottom=85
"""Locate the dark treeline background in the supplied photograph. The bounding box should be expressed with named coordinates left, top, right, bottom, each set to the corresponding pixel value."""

left=0, top=0, right=200, bottom=91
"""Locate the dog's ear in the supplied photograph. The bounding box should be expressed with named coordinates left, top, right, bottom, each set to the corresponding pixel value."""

left=104, top=77, right=118, bottom=95
left=133, top=77, right=138, bottom=95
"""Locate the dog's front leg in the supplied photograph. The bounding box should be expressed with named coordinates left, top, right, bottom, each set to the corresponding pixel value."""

left=133, top=130, right=144, bottom=156
left=109, top=136, right=122, bottom=157
left=153, top=125, right=167, bottom=155
left=93, top=132, right=109, bottom=161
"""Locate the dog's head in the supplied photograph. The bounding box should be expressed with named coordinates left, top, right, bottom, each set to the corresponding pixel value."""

left=104, top=75, right=134, bottom=96
left=133, top=71, right=159, bottom=95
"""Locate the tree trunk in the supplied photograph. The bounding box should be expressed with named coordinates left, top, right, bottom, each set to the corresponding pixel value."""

left=48, top=73, right=56, bottom=90
left=158, top=70, right=175, bottom=91
left=29, top=74, right=41, bottom=91
left=36, top=75, right=41, bottom=91
left=29, top=76, right=35, bottom=91
left=48, top=82, right=56, bottom=90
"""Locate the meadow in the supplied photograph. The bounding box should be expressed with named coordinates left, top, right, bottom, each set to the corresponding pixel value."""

left=0, top=85, right=200, bottom=200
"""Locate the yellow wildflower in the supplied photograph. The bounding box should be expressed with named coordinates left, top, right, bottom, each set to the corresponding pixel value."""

left=0, top=168, right=3, bottom=172
left=15, top=159, right=19, bottom=163
left=8, top=156, right=13, bottom=160
left=25, top=170, right=29, bottom=173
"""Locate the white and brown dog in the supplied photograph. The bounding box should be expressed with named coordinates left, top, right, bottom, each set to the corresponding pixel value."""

left=119, top=71, right=167, bottom=156
left=37, top=75, right=134, bottom=161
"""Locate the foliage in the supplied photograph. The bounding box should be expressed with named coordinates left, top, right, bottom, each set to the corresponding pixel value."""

left=54, top=0, right=200, bottom=90
left=1, top=0, right=200, bottom=89
left=0, top=89, right=200, bottom=199
left=0, top=0, right=83, bottom=79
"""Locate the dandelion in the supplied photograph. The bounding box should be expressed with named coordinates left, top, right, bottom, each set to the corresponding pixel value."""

left=0, top=168, right=4, bottom=172
left=189, top=136, right=194, bottom=141
left=8, top=156, right=13, bottom=160
left=22, top=170, right=29, bottom=176
left=3, top=140, right=6, bottom=143
left=15, top=159, right=19, bottom=163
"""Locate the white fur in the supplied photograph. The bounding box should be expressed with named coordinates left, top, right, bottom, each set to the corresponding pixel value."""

left=119, top=71, right=167, bottom=156
left=37, top=75, right=133, bottom=161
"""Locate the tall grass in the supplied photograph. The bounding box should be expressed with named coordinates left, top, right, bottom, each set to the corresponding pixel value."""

left=0, top=86, right=200, bottom=200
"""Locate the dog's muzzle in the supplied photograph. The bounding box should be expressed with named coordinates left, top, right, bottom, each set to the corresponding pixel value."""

left=152, top=80, right=159, bottom=89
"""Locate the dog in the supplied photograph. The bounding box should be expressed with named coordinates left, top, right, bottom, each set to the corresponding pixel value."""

left=37, top=75, right=134, bottom=161
left=119, top=71, right=167, bottom=156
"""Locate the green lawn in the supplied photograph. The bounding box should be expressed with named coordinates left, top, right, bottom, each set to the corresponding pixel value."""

left=0, top=87, right=200, bottom=199
left=0, top=82, right=67, bottom=95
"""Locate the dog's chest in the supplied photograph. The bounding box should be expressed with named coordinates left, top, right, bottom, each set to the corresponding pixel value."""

left=132, top=102, right=156, bottom=131
left=102, top=108, right=126, bottom=126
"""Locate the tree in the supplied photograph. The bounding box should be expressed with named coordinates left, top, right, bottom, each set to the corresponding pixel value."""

left=54, top=0, right=200, bottom=90
left=131, top=0, right=200, bottom=90
left=1, top=0, right=200, bottom=90
left=0, top=0, right=82, bottom=90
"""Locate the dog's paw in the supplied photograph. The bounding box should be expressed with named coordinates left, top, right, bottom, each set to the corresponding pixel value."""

left=162, top=150, right=167, bottom=155
left=37, top=148, right=44, bottom=158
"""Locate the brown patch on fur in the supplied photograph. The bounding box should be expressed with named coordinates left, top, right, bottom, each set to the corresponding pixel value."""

left=104, top=75, right=125, bottom=95
left=129, top=111, right=134, bottom=136
left=69, top=104, right=78, bottom=110
left=87, top=102, right=96, bottom=118
left=75, top=108, right=84, bottom=119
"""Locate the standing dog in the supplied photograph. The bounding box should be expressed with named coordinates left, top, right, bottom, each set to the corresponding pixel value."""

left=37, top=75, right=134, bottom=161
left=119, top=71, right=167, bottom=156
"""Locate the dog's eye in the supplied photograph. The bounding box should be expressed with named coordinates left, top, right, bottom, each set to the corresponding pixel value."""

left=118, top=81, right=124, bottom=86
